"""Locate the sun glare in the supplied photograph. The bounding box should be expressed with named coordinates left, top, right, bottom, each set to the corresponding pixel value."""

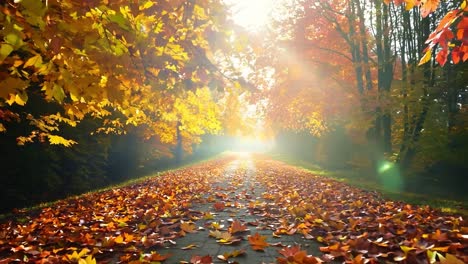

left=226, top=0, right=276, bottom=31
left=230, top=137, right=275, bottom=153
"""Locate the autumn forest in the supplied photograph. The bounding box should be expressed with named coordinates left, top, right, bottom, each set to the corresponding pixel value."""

left=0, top=0, right=467, bottom=263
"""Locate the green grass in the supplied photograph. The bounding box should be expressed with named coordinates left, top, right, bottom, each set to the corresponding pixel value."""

left=0, top=152, right=226, bottom=222
left=268, top=153, right=468, bottom=217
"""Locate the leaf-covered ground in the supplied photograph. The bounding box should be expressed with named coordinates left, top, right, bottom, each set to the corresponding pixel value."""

left=0, top=154, right=466, bottom=264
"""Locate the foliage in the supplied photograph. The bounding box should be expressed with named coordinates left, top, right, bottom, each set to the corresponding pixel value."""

left=386, top=0, right=468, bottom=66
left=250, top=0, right=467, bottom=184
left=0, top=0, right=240, bottom=147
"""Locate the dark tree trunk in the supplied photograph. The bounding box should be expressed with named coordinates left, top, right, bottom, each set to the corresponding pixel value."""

left=374, top=0, right=393, bottom=154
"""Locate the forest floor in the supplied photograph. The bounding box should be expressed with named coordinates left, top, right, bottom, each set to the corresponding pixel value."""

left=0, top=153, right=466, bottom=264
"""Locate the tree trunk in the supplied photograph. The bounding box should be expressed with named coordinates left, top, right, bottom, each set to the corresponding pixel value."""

left=175, top=120, right=183, bottom=165
left=397, top=15, right=433, bottom=169
left=374, top=0, right=393, bottom=154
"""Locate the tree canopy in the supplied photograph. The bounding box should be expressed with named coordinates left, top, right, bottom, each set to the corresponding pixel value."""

left=0, top=0, right=251, bottom=150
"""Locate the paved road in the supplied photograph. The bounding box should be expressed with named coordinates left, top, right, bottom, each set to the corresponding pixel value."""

left=156, top=156, right=321, bottom=263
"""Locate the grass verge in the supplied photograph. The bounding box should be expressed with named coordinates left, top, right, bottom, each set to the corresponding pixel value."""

left=268, top=153, right=468, bottom=217
left=0, top=152, right=226, bottom=222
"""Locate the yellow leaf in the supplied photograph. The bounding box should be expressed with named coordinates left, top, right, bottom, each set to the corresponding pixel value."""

left=52, top=84, right=65, bottom=102
left=405, top=0, right=416, bottom=10
left=432, top=246, right=450, bottom=252
left=193, top=4, right=208, bottom=20
left=181, top=244, right=198, bottom=250
left=67, top=251, right=81, bottom=262
left=77, top=248, right=89, bottom=258
left=427, top=250, right=442, bottom=264
left=15, top=92, right=28, bottom=106
left=0, top=44, right=14, bottom=63
left=78, top=255, right=96, bottom=264
left=440, top=253, right=465, bottom=264
left=5, top=33, right=23, bottom=48
left=47, top=135, right=78, bottom=147
left=400, top=245, right=416, bottom=255
left=124, top=233, right=134, bottom=242
left=139, top=1, right=154, bottom=10
left=114, top=235, right=124, bottom=244
left=203, top=212, right=214, bottom=220
left=418, top=49, right=432, bottom=66
left=24, top=54, right=43, bottom=68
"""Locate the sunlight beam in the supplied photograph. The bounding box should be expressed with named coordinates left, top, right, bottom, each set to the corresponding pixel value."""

left=226, top=0, right=275, bottom=31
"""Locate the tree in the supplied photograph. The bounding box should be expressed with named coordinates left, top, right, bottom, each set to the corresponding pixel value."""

left=252, top=0, right=467, bottom=178
left=386, top=0, right=468, bottom=66
left=0, top=0, right=239, bottom=149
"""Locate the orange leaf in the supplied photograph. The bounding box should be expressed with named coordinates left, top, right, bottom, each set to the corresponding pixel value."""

left=190, top=255, right=213, bottom=264
left=278, top=245, right=303, bottom=258
left=420, top=0, right=440, bottom=18
left=248, top=232, right=269, bottom=251
left=430, top=229, right=449, bottom=241
left=213, top=202, right=225, bottom=211
left=440, top=253, right=465, bottom=264
left=144, top=252, right=172, bottom=262
left=228, top=220, right=248, bottom=234
left=180, top=221, right=196, bottom=233
left=114, top=235, right=124, bottom=244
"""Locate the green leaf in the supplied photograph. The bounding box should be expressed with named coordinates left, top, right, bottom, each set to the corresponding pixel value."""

left=24, top=54, right=43, bottom=68
left=52, top=84, right=66, bottom=103
left=0, top=44, right=14, bottom=63
left=108, top=12, right=130, bottom=30
left=5, top=32, right=23, bottom=48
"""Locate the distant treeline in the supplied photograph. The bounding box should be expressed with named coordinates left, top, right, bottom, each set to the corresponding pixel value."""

left=273, top=129, right=468, bottom=202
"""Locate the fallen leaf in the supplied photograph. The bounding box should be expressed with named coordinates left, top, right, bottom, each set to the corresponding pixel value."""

left=248, top=232, right=269, bottom=251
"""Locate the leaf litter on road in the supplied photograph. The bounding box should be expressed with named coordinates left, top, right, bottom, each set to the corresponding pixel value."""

left=0, top=155, right=466, bottom=263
